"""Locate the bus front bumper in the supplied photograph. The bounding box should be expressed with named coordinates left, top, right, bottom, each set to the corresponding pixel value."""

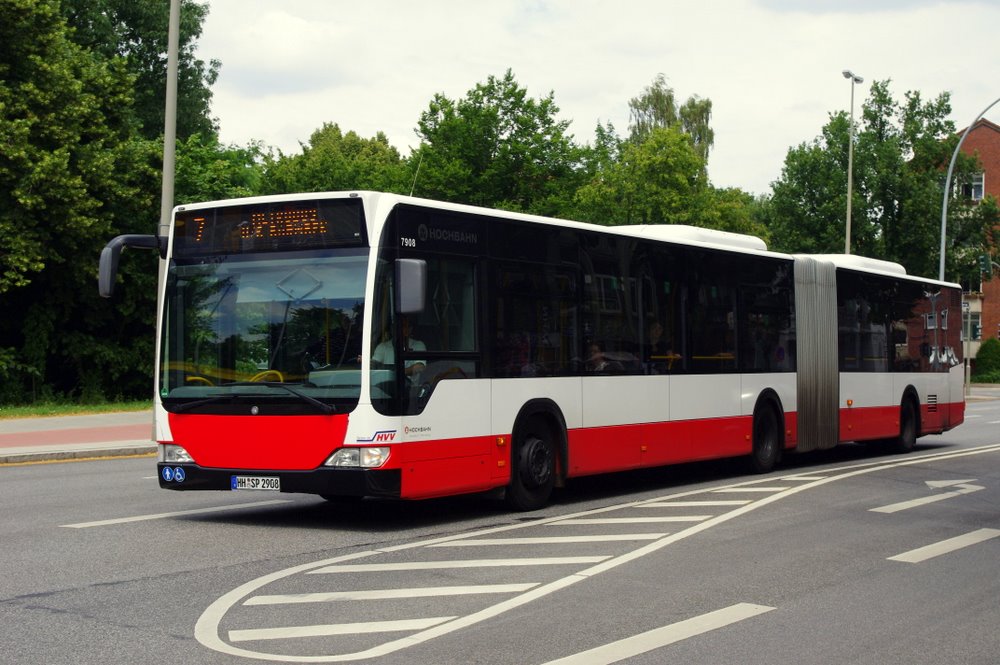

left=156, top=463, right=401, bottom=498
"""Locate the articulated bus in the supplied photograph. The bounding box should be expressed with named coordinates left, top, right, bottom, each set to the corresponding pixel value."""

left=99, top=191, right=964, bottom=510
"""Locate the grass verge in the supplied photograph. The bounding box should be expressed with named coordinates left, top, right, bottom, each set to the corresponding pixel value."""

left=0, top=400, right=152, bottom=420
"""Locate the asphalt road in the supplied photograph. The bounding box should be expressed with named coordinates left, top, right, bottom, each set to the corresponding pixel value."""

left=1, top=395, right=998, bottom=665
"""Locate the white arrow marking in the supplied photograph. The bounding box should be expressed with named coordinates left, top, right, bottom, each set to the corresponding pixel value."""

left=925, top=479, right=977, bottom=489
left=871, top=479, right=984, bottom=514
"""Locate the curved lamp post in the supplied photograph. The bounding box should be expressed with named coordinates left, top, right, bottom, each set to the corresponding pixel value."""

left=843, top=70, right=863, bottom=255
left=938, top=95, right=1000, bottom=281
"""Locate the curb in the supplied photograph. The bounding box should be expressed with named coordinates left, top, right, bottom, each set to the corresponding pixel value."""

left=0, top=444, right=157, bottom=465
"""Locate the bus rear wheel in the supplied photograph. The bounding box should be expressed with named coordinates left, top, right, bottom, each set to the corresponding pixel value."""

left=891, top=398, right=918, bottom=454
left=750, top=404, right=782, bottom=474
left=506, top=417, right=556, bottom=511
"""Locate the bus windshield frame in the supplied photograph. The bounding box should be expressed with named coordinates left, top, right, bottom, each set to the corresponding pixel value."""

left=159, top=196, right=370, bottom=416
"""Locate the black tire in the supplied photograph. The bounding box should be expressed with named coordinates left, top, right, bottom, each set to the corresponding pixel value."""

left=891, top=398, right=918, bottom=454
left=750, top=404, right=782, bottom=474
left=506, top=417, right=557, bottom=511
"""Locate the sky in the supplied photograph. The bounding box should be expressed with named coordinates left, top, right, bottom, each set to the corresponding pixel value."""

left=195, top=0, right=1000, bottom=196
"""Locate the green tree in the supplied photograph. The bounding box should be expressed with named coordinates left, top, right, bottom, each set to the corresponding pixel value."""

left=175, top=134, right=263, bottom=203
left=628, top=74, right=714, bottom=163
left=766, top=80, right=996, bottom=282
left=573, top=125, right=711, bottom=226
left=0, top=0, right=159, bottom=401
left=260, top=123, right=408, bottom=195
left=60, top=0, right=219, bottom=140
left=766, top=116, right=850, bottom=254
left=413, top=69, right=583, bottom=215
left=703, top=187, right=771, bottom=240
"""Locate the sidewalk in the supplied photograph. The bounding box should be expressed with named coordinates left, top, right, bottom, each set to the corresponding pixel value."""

left=0, top=410, right=156, bottom=464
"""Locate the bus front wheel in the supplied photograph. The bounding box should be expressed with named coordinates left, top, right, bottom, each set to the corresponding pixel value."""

left=506, top=417, right=556, bottom=511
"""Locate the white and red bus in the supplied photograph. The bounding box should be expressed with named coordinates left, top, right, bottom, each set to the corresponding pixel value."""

left=99, top=191, right=965, bottom=510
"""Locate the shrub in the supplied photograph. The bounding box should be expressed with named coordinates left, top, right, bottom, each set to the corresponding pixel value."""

left=975, top=338, right=1000, bottom=379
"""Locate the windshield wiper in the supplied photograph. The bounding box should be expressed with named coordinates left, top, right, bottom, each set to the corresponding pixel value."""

left=226, top=381, right=336, bottom=415
left=171, top=394, right=239, bottom=413
left=170, top=382, right=336, bottom=415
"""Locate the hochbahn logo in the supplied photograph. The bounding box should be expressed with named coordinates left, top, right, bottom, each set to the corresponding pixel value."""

left=418, top=224, right=478, bottom=245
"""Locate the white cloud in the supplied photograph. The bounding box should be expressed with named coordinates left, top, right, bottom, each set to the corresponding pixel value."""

left=197, top=0, right=1000, bottom=195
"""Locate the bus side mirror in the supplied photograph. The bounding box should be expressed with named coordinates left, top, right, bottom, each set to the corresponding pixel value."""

left=395, top=258, right=426, bottom=314
left=99, top=234, right=165, bottom=298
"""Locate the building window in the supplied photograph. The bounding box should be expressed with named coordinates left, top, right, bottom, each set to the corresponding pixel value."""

left=963, top=311, right=981, bottom=340
left=961, top=173, right=985, bottom=201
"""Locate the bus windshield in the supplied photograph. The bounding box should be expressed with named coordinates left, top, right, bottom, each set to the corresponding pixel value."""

left=159, top=248, right=368, bottom=413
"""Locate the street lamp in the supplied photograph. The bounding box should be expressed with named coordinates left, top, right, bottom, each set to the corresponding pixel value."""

left=843, top=69, right=863, bottom=255
left=938, top=95, right=1000, bottom=281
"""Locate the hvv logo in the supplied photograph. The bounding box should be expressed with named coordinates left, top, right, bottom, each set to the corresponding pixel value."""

left=357, top=430, right=397, bottom=443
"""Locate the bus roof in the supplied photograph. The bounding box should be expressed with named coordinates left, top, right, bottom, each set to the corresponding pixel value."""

left=174, top=191, right=960, bottom=288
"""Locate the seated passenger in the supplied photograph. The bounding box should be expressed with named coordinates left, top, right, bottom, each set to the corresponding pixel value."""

left=372, top=315, right=426, bottom=377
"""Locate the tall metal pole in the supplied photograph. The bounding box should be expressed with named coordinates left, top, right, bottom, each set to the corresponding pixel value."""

left=159, top=0, right=180, bottom=239
left=843, top=70, right=863, bottom=255
left=939, top=95, right=1000, bottom=282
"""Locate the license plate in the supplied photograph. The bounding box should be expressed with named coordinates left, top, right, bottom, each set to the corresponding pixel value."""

left=231, top=475, right=280, bottom=491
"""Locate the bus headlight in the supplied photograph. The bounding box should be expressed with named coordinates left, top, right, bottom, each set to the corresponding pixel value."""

left=160, top=444, right=194, bottom=464
left=324, top=447, right=390, bottom=468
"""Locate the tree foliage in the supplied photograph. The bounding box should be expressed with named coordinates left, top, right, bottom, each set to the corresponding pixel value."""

left=413, top=69, right=583, bottom=215
left=766, top=80, right=998, bottom=283
left=260, top=123, right=408, bottom=195
left=0, top=0, right=165, bottom=400
left=628, top=73, right=714, bottom=163
left=60, top=0, right=219, bottom=139
left=574, top=125, right=710, bottom=226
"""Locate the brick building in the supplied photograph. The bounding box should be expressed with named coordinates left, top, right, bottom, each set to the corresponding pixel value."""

left=958, top=119, right=1000, bottom=363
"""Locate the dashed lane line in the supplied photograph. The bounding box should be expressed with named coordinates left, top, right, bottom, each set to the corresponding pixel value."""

left=888, top=528, right=1000, bottom=563
left=539, top=603, right=776, bottom=665
left=428, top=534, right=667, bottom=547
left=60, top=499, right=293, bottom=528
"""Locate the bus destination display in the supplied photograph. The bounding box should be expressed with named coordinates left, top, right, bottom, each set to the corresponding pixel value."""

left=174, top=199, right=366, bottom=256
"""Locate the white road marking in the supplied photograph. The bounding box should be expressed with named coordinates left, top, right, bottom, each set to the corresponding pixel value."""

left=430, top=534, right=667, bottom=547
left=925, top=479, right=978, bottom=488
left=888, top=528, right=1000, bottom=563
left=246, top=583, right=540, bottom=605
left=640, top=500, right=751, bottom=507
left=195, top=444, right=1000, bottom=663
left=871, top=481, right=984, bottom=514
left=552, top=516, right=711, bottom=525
left=712, top=486, right=791, bottom=493
left=539, top=603, right=775, bottom=665
left=781, top=475, right=827, bottom=481
left=60, top=499, right=293, bottom=528
left=309, top=556, right=612, bottom=574
left=229, top=617, right=455, bottom=642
